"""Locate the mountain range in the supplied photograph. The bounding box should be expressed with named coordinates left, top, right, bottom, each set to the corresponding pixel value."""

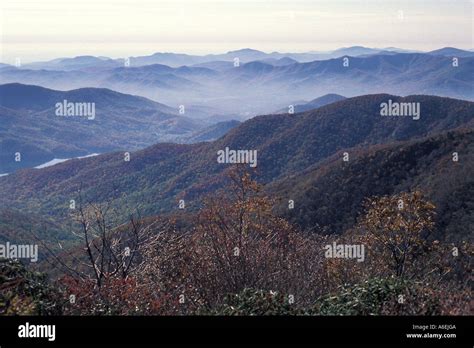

left=11, top=46, right=473, bottom=71
left=1, top=93, right=472, bottom=246
left=1, top=49, right=473, bottom=118
left=7, top=47, right=410, bottom=70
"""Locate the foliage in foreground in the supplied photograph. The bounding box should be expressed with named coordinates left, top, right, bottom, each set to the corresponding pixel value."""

left=0, top=259, right=62, bottom=315
left=203, top=288, right=303, bottom=316
left=1, top=168, right=472, bottom=316
left=314, top=277, right=441, bottom=316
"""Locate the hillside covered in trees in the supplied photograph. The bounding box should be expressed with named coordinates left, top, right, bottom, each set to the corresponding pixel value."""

left=1, top=169, right=471, bottom=316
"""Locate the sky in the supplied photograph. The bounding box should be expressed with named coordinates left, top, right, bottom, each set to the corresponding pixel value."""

left=0, top=0, right=472, bottom=63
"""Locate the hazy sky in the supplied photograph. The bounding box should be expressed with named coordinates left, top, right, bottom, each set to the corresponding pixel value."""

left=0, top=0, right=472, bottom=63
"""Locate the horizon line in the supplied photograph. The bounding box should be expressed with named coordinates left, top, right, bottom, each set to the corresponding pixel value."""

left=1, top=45, right=473, bottom=65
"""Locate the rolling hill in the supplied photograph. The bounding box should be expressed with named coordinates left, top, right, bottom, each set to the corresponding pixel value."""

left=270, top=129, right=474, bottom=242
left=0, top=83, right=204, bottom=173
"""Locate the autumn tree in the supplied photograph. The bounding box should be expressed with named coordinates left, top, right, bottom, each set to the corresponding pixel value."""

left=359, top=191, right=436, bottom=278
left=180, top=165, right=322, bottom=311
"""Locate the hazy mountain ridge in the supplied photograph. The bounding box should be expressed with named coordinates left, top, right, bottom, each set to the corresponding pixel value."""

left=275, top=94, right=346, bottom=113
left=1, top=52, right=472, bottom=118
left=15, top=46, right=471, bottom=71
